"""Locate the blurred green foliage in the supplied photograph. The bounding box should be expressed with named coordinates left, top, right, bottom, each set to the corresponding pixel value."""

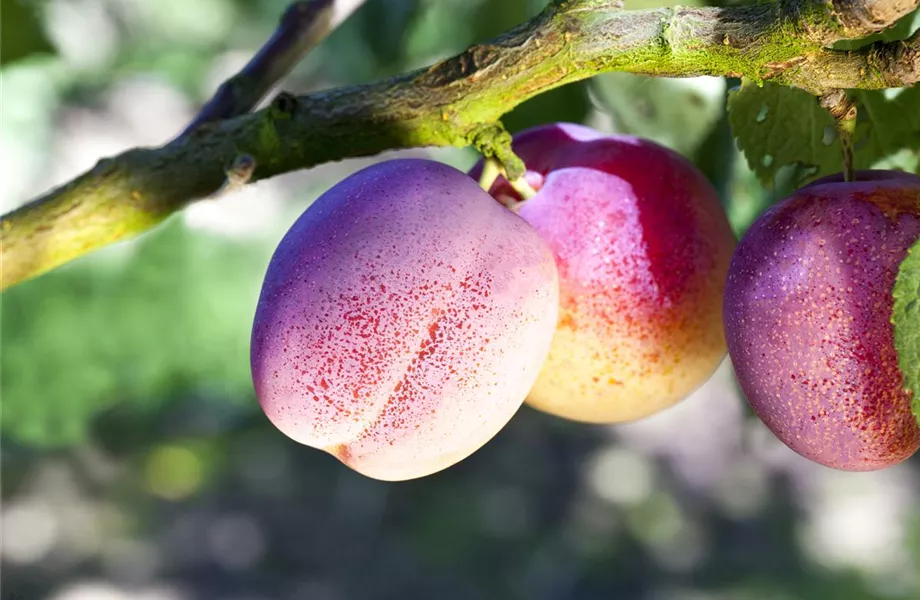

left=591, top=73, right=725, bottom=156
left=1, top=221, right=270, bottom=446
left=0, top=0, right=56, bottom=66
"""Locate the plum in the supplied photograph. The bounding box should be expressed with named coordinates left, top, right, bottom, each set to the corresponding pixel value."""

left=251, top=159, right=559, bottom=481
left=724, top=170, right=920, bottom=471
left=472, top=123, right=736, bottom=423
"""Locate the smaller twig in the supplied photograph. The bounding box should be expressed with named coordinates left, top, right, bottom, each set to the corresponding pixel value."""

left=470, top=123, right=527, bottom=180
left=470, top=122, right=538, bottom=200
left=820, top=90, right=858, bottom=182
left=477, top=155, right=538, bottom=205
left=178, top=0, right=335, bottom=138
left=478, top=157, right=502, bottom=192
left=508, top=175, right=539, bottom=200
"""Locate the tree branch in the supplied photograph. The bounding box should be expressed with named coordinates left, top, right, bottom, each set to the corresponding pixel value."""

left=2, top=0, right=918, bottom=290
left=179, top=0, right=336, bottom=138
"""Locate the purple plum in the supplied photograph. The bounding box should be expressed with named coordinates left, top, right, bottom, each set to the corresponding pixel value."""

left=724, top=170, right=920, bottom=471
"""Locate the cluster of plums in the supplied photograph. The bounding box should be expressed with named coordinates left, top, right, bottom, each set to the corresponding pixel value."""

left=250, top=122, right=920, bottom=481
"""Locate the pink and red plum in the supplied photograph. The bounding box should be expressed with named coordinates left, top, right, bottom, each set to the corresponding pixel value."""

left=251, top=159, right=559, bottom=481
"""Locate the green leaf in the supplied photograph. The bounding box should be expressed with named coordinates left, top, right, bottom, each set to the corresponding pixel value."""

left=727, top=82, right=839, bottom=186
left=591, top=73, right=725, bottom=156
left=0, top=0, right=56, bottom=67
left=893, top=236, right=920, bottom=428
left=850, top=88, right=920, bottom=174
left=728, top=82, right=920, bottom=188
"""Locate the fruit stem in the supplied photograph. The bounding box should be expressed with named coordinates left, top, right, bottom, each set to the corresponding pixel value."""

left=484, top=158, right=539, bottom=201
left=508, top=176, right=539, bottom=200
left=819, top=90, right=858, bottom=182
left=470, top=122, right=528, bottom=181
left=479, top=157, right=502, bottom=192
left=476, top=148, right=538, bottom=201
left=838, top=116, right=857, bottom=183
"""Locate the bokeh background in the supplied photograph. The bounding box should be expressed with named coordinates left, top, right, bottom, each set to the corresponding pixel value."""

left=3, top=1, right=920, bottom=599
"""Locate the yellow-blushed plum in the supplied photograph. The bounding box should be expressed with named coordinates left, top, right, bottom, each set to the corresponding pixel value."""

left=471, top=123, right=736, bottom=423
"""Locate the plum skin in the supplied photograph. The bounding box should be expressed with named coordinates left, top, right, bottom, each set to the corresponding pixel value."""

left=472, top=123, right=736, bottom=423
left=724, top=170, right=920, bottom=471
left=250, top=158, right=559, bottom=481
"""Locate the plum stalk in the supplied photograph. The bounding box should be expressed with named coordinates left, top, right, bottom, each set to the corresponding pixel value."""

left=2, top=0, right=919, bottom=290
left=478, top=158, right=539, bottom=203
left=819, top=90, right=860, bottom=182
